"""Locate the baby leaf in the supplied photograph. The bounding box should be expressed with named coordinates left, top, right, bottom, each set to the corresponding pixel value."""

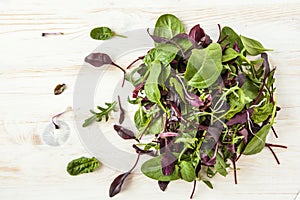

left=154, top=14, right=185, bottom=39
left=141, top=155, right=180, bottom=181
left=226, top=89, right=252, bottom=120
left=90, top=27, right=126, bottom=40
left=241, top=77, right=260, bottom=100
left=113, top=125, right=138, bottom=141
left=202, top=180, right=213, bottom=189
left=162, top=152, right=177, bottom=176
left=54, top=83, right=66, bottom=95
left=109, top=172, right=130, bottom=197
left=184, top=43, right=222, bottom=89
left=179, top=161, right=196, bottom=182
left=144, top=61, right=162, bottom=104
left=241, top=35, right=272, bottom=56
left=220, top=26, right=243, bottom=49
left=146, top=116, right=163, bottom=135
left=214, top=153, right=228, bottom=176
left=143, top=44, right=177, bottom=67
left=243, top=124, right=272, bottom=155
left=189, top=24, right=205, bottom=44
left=169, top=77, right=186, bottom=102
left=222, top=48, right=240, bottom=62
left=66, top=157, right=100, bottom=176
left=158, top=181, right=170, bottom=191
left=84, top=52, right=113, bottom=67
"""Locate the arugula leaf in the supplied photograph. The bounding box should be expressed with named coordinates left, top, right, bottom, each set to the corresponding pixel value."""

left=83, top=101, right=117, bottom=127
left=67, top=157, right=100, bottom=176
left=185, top=43, right=223, bottom=89
left=241, top=35, right=272, bottom=56
left=243, top=124, right=272, bottom=155
left=154, top=14, right=185, bottom=39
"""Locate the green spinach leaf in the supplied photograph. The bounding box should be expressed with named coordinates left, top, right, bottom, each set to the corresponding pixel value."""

left=184, top=43, right=222, bottom=89
left=144, top=61, right=162, bottom=104
left=243, top=124, right=271, bottom=155
left=90, top=27, right=126, bottom=40
left=141, top=155, right=180, bottom=181
left=220, top=26, right=243, bottom=49
left=222, top=48, right=240, bottom=62
left=179, top=161, right=196, bottom=182
left=67, top=157, right=100, bottom=176
left=154, top=14, right=185, bottom=39
left=241, top=35, right=272, bottom=56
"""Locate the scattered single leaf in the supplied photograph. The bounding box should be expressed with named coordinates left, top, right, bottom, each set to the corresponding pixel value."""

left=54, top=83, right=66, bottom=95
left=67, top=157, right=100, bottom=176
left=109, top=172, right=130, bottom=197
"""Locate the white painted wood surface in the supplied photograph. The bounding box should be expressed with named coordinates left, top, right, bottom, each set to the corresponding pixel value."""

left=0, top=0, right=300, bottom=199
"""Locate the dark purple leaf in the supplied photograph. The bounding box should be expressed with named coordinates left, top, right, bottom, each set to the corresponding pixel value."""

left=161, top=152, right=176, bottom=176
left=201, top=144, right=218, bottom=166
left=109, top=172, right=130, bottom=197
left=185, top=92, right=204, bottom=107
left=54, top=83, right=66, bottom=95
left=261, top=53, right=270, bottom=78
left=132, top=81, right=145, bottom=98
left=189, top=24, right=205, bottom=45
left=226, top=108, right=254, bottom=126
left=84, top=52, right=113, bottom=67
left=158, top=181, right=170, bottom=191
left=159, top=138, right=166, bottom=154
left=144, top=103, right=153, bottom=110
left=202, top=34, right=212, bottom=48
left=113, top=125, right=138, bottom=141
left=132, top=144, right=155, bottom=156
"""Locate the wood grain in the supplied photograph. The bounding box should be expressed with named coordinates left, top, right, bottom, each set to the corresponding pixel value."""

left=0, top=0, right=299, bottom=199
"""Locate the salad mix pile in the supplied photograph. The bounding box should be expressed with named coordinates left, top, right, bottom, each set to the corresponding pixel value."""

left=67, top=14, right=286, bottom=198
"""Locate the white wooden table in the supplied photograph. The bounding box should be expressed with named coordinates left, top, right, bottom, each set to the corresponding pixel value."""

left=1, top=0, right=300, bottom=199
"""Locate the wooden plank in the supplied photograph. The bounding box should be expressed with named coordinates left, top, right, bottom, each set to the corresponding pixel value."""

left=0, top=0, right=299, bottom=199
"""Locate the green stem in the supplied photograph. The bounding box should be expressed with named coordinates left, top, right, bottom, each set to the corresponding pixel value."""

left=113, top=33, right=127, bottom=38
